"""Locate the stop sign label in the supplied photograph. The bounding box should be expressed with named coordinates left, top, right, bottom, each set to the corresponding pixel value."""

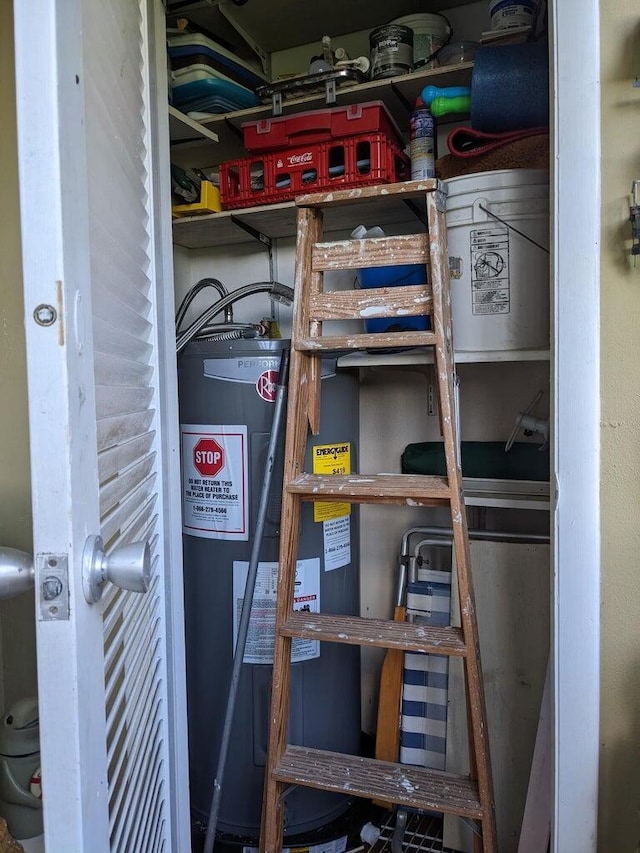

left=193, top=438, right=224, bottom=477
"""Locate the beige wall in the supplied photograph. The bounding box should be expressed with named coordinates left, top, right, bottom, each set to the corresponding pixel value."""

left=0, top=0, right=37, bottom=709
left=599, top=2, right=640, bottom=849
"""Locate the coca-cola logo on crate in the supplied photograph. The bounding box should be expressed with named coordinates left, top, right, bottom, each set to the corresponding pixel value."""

left=287, top=151, right=314, bottom=167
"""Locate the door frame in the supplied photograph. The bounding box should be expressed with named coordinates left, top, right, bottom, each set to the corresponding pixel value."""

left=552, top=0, right=601, bottom=850
left=12, top=0, right=601, bottom=847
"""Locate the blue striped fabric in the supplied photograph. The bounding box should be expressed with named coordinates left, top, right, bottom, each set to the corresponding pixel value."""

left=400, top=571, right=452, bottom=771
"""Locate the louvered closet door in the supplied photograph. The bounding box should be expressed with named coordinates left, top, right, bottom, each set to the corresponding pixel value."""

left=14, top=1, right=190, bottom=851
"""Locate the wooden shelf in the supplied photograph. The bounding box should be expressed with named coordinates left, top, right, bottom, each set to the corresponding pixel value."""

left=462, top=477, right=550, bottom=511
left=173, top=190, right=431, bottom=249
left=168, top=105, right=219, bottom=145
left=169, top=0, right=473, bottom=57
left=169, top=62, right=473, bottom=169
left=337, top=349, right=552, bottom=367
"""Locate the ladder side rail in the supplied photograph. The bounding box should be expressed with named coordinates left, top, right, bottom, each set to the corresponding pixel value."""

left=260, top=355, right=306, bottom=853
left=426, top=189, right=497, bottom=853
left=260, top=207, right=322, bottom=853
left=297, top=206, right=324, bottom=435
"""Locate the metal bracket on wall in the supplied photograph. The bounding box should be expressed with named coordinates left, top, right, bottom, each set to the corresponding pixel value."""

left=402, top=198, right=428, bottom=228
left=427, top=367, right=437, bottom=417
left=218, top=0, right=270, bottom=77
left=389, top=81, right=413, bottom=115
left=230, top=216, right=275, bottom=281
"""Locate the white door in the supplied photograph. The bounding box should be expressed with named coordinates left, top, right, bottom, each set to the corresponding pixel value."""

left=14, top=0, right=190, bottom=850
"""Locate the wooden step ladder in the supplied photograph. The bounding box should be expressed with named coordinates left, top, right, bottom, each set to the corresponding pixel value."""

left=259, top=180, right=497, bottom=853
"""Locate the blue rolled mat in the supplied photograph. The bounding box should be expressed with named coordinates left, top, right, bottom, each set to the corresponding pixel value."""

left=471, top=42, right=549, bottom=133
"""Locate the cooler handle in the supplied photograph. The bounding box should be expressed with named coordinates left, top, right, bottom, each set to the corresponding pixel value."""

left=254, top=115, right=334, bottom=137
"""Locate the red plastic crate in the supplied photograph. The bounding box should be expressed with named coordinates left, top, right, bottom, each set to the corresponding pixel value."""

left=220, top=132, right=410, bottom=210
left=242, top=100, right=404, bottom=153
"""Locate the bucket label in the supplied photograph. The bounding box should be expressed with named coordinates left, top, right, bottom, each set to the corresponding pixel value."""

left=312, top=442, right=352, bottom=522
left=470, top=225, right=511, bottom=315
left=181, top=424, right=248, bottom=540
left=449, top=256, right=463, bottom=280
left=232, top=558, right=320, bottom=664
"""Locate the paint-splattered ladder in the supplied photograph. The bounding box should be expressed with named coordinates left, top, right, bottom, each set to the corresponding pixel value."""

left=260, top=180, right=497, bottom=853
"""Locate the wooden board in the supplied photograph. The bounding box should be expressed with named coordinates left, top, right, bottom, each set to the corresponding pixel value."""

left=444, top=541, right=551, bottom=853
left=312, top=235, right=430, bottom=271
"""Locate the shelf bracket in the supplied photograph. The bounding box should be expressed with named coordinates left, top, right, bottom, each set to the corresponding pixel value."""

left=218, top=0, right=270, bottom=78
left=402, top=198, right=428, bottom=228
left=230, top=215, right=275, bottom=281
left=390, top=81, right=414, bottom=115
left=230, top=216, right=272, bottom=251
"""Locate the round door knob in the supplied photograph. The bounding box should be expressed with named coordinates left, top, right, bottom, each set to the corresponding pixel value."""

left=83, top=535, right=151, bottom=604
left=0, top=549, right=35, bottom=599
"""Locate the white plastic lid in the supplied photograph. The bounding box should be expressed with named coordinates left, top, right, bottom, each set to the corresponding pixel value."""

left=351, top=225, right=368, bottom=239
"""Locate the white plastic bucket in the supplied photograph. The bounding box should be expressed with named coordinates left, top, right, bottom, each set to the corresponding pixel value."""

left=445, top=169, right=549, bottom=352
left=489, top=0, right=539, bottom=30
left=392, top=13, right=450, bottom=68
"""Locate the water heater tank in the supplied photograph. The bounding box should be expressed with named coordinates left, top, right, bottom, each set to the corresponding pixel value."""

left=179, top=338, right=361, bottom=840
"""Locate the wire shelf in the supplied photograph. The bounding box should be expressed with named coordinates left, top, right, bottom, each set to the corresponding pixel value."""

left=371, top=810, right=458, bottom=853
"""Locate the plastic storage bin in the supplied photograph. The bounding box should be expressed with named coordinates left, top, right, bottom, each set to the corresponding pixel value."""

left=167, top=33, right=267, bottom=92
left=172, top=181, right=221, bottom=218
left=359, top=263, right=429, bottom=333
left=402, top=440, right=549, bottom=481
left=220, top=133, right=409, bottom=209
left=171, top=77, right=260, bottom=114
left=242, top=101, right=403, bottom=153
left=353, top=224, right=429, bottom=335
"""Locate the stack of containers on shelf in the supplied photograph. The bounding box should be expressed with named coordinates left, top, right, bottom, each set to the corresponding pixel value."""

left=219, top=101, right=410, bottom=209
left=167, top=33, right=267, bottom=113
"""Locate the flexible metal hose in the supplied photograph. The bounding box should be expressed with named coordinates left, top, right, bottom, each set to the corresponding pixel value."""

left=175, top=278, right=230, bottom=332
left=198, top=328, right=258, bottom=342
left=176, top=281, right=293, bottom=354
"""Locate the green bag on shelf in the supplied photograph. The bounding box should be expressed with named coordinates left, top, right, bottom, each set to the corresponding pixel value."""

left=401, top=441, right=550, bottom=482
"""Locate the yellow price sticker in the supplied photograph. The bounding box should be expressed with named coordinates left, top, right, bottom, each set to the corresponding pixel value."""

left=312, top=442, right=351, bottom=522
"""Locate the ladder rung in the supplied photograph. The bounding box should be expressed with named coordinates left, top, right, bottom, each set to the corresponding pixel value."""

left=296, top=179, right=440, bottom=208
left=280, top=612, right=467, bottom=655
left=309, top=285, right=432, bottom=322
left=272, top=746, right=482, bottom=819
left=312, top=235, right=429, bottom=272
left=287, top=473, right=450, bottom=505
left=296, top=330, right=438, bottom=352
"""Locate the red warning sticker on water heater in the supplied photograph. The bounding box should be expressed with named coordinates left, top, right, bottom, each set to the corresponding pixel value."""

left=181, top=424, right=248, bottom=540
left=256, top=369, right=278, bottom=402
